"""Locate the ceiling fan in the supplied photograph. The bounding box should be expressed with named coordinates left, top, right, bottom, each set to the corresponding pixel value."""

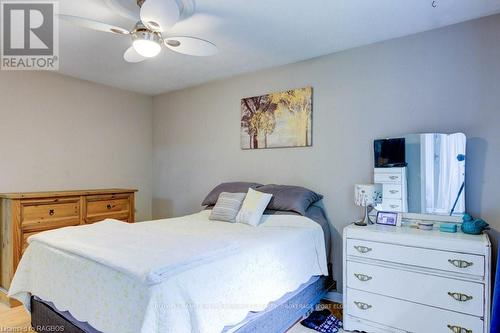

left=59, top=0, right=218, bottom=63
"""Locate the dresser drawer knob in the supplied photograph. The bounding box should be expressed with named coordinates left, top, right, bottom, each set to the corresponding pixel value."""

left=354, top=273, right=372, bottom=282
left=354, top=301, right=372, bottom=310
left=107, top=204, right=112, bottom=210
left=447, top=324, right=472, bottom=333
left=354, top=245, right=372, bottom=254
left=448, top=259, right=474, bottom=269
left=448, top=292, right=473, bottom=302
left=48, top=209, right=55, bottom=216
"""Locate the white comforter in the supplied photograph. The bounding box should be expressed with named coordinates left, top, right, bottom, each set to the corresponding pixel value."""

left=9, top=210, right=328, bottom=333
left=28, top=218, right=239, bottom=285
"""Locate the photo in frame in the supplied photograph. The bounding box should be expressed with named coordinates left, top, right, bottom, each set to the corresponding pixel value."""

left=376, top=211, right=402, bottom=227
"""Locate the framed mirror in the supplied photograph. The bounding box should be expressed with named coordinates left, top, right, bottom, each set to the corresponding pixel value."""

left=374, top=133, right=466, bottom=221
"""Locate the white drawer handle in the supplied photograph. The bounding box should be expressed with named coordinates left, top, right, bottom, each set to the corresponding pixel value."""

left=354, top=301, right=372, bottom=310
left=448, top=292, right=473, bottom=302
left=448, top=259, right=474, bottom=269
left=354, top=245, right=372, bottom=254
left=447, top=324, right=472, bottom=333
left=388, top=176, right=399, bottom=180
left=389, top=190, right=399, bottom=194
left=389, top=205, right=399, bottom=209
left=354, top=273, right=372, bottom=282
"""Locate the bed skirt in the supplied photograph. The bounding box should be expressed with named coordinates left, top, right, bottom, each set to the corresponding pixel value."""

left=30, top=275, right=329, bottom=333
left=231, top=275, right=329, bottom=333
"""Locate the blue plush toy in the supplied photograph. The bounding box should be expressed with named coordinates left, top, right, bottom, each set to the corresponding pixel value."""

left=461, top=214, right=489, bottom=235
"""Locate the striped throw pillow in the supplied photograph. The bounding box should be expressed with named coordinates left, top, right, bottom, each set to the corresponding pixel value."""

left=209, top=192, right=246, bottom=223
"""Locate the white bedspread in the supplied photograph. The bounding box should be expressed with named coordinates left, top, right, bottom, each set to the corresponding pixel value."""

left=9, top=210, right=328, bottom=333
left=28, top=218, right=239, bottom=285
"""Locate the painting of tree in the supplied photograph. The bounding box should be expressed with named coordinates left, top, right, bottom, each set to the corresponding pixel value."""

left=241, top=87, right=312, bottom=149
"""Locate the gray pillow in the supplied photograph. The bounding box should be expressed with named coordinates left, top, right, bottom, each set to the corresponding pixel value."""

left=202, top=182, right=262, bottom=206
left=257, top=184, right=323, bottom=216
left=209, top=192, right=246, bottom=223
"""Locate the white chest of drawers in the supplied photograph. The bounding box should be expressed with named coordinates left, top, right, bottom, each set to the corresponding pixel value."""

left=343, top=223, right=491, bottom=333
left=374, top=167, right=408, bottom=213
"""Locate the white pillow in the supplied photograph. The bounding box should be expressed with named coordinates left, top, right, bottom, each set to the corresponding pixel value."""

left=236, top=188, right=273, bottom=226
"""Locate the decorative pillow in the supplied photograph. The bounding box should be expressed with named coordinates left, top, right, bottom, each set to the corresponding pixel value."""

left=209, top=192, right=246, bottom=223
left=236, top=188, right=273, bottom=227
left=257, top=184, right=323, bottom=216
left=202, top=182, right=262, bottom=206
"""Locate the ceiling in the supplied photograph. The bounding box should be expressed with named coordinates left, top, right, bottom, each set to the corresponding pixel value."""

left=58, top=0, right=500, bottom=95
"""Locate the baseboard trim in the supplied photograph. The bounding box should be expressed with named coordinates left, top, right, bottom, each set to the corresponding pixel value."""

left=323, top=291, right=342, bottom=303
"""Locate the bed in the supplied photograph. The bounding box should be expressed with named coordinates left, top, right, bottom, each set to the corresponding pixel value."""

left=9, top=191, right=331, bottom=333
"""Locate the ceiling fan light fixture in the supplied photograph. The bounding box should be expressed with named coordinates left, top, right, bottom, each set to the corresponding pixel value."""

left=133, top=39, right=161, bottom=57
left=132, top=30, right=162, bottom=58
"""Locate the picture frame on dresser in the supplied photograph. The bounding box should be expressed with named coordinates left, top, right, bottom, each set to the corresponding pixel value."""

left=375, top=211, right=402, bottom=227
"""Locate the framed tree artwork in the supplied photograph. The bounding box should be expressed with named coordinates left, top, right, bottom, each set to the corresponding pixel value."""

left=240, top=87, right=313, bottom=149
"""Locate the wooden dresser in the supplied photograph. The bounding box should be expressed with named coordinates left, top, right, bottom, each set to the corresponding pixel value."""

left=343, top=223, right=491, bottom=333
left=0, top=188, right=137, bottom=305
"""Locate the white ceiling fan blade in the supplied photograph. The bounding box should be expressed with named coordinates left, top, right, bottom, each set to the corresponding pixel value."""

left=124, top=47, right=147, bottom=63
left=164, top=37, right=218, bottom=56
left=140, top=0, right=180, bottom=32
left=58, top=15, right=130, bottom=35
left=104, top=0, right=140, bottom=21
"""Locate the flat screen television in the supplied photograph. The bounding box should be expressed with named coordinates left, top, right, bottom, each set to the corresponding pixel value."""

left=374, top=138, right=407, bottom=168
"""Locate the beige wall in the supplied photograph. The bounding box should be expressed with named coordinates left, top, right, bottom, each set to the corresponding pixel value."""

left=153, top=14, right=500, bottom=289
left=0, top=71, right=153, bottom=221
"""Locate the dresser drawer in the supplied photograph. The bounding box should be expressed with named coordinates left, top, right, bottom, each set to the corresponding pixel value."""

left=21, top=199, right=80, bottom=232
left=346, top=239, right=484, bottom=276
left=87, top=198, right=129, bottom=215
left=346, top=288, right=483, bottom=333
left=374, top=172, right=403, bottom=184
left=85, top=194, right=131, bottom=224
left=381, top=198, right=403, bottom=212
left=85, top=213, right=129, bottom=224
left=347, top=261, right=484, bottom=316
left=382, top=184, right=403, bottom=199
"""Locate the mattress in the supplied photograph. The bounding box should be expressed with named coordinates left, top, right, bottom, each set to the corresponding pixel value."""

left=10, top=210, right=329, bottom=333
left=30, top=276, right=328, bottom=333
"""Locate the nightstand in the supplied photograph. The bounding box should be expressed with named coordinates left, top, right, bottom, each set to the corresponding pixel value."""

left=343, top=223, right=491, bottom=333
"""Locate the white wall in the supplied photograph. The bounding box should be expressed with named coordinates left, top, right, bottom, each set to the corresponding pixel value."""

left=0, top=71, right=153, bottom=221
left=153, top=14, right=500, bottom=289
